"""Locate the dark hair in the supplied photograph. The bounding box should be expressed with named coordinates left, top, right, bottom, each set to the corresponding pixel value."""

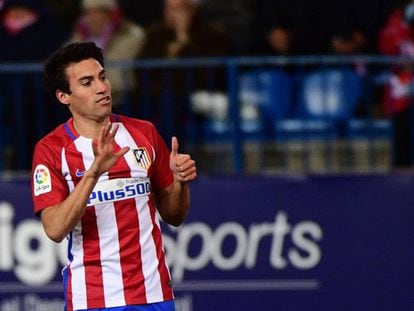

left=43, top=42, right=105, bottom=101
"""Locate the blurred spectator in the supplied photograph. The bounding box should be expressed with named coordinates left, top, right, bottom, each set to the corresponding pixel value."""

left=0, top=0, right=68, bottom=170
left=378, top=0, right=414, bottom=167
left=137, top=0, right=233, bottom=143
left=139, top=0, right=232, bottom=59
left=326, top=0, right=397, bottom=55
left=249, top=0, right=329, bottom=55
left=252, top=22, right=295, bottom=56
left=250, top=0, right=397, bottom=56
left=0, top=0, right=68, bottom=61
left=67, top=0, right=145, bottom=108
left=378, top=0, right=414, bottom=55
left=330, top=30, right=368, bottom=55
left=198, top=0, right=254, bottom=55
left=265, top=26, right=293, bottom=55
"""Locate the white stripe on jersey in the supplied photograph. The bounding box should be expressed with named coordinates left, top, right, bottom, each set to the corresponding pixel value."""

left=79, top=136, right=127, bottom=307
left=61, top=147, right=75, bottom=193
left=137, top=199, right=164, bottom=303
left=95, top=200, right=126, bottom=307
left=115, top=123, right=164, bottom=302
left=62, top=145, right=87, bottom=309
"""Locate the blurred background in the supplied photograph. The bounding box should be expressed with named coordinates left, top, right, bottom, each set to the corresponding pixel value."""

left=0, top=0, right=414, bottom=310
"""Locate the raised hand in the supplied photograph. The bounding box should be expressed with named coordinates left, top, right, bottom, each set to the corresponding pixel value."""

left=169, top=136, right=197, bottom=183
left=90, top=123, right=130, bottom=176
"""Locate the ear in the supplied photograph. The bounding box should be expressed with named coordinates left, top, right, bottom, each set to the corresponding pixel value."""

left=56, top=90, right=70, bottom=106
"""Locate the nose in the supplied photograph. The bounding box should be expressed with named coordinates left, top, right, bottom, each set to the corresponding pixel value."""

left=96, top=79, right=109, bottom=93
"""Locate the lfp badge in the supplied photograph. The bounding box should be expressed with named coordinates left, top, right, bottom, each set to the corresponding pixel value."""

left=33, top=164, right=52, bottom=196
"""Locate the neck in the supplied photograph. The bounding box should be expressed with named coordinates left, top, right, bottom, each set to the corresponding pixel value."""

left=72, top=115, right=111, bottom=139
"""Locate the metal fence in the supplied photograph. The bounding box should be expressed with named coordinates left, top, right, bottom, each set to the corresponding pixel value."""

left=1, top=55, right=413, bottom=175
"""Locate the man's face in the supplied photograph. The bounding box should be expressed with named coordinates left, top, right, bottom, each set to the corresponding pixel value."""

left=84, top=8, right=111, bottom=36
left=60, top=58, right=112, bottom=122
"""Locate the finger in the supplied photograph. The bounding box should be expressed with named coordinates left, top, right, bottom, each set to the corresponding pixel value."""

left=178, top=165, right=197, bottom=178
left=171, top=136, right=179, bottom=156
left=109, top=123, right=119, bottom=138
left=92, top=140, right=98, bottom=155
left=101, top=122, right=111, bottom=142
left=176, top=155, right=193, bottom=169
left=105, top=122, right=112, bottom=134
left=114, top=146, right=130, bottom=158
left=178, top=169, right=197, bottom=182
left=175, top=158, right=195, bottom=173
left=97, top=124, right=107, bottom=144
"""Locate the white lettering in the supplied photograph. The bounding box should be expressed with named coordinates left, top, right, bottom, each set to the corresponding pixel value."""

left=0, top=296, right=20, bottom=311
left=245, top=222, right=273, bottom=268
left=270, top=212, right=291, bottom=269
left=166, top=211, right=323, bottom=281
left=24, top=294, right=64, bottom=311
left=14, top=220, right=56, bottom=285
left=0, top=295, right=64, bottom=311
left=0, top=202, right=14, bottom=270
left=173, top=223, right=212, bottom=280
left=0, top=201, right=66, bottom=285
left=211, top=223, right=247, bottom=270
left=0, top=200, right=323, bottom=285
left=174, top=295, right=193, bottom=311
left=289, top=222, right=323, bottom=269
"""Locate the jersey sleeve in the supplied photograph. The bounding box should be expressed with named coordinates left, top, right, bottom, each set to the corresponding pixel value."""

left=31, top=141, right=69, bottom=215
left=148, top=125, right=174, bottom=191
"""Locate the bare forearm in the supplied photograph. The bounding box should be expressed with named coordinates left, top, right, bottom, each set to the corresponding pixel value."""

left=157, top=181, right=190, bottom=226
left=41, top=171, right=100, bottom=242
left=161, top=136, right=196, bottom=225
left=40, top=123, right=129, bottom=242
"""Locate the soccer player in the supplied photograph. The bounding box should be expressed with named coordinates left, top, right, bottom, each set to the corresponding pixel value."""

left=31, top=42, right=197, bottom=311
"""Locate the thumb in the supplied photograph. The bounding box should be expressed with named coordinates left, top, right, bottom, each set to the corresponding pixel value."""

left=171, top=136, right=179, bottom=156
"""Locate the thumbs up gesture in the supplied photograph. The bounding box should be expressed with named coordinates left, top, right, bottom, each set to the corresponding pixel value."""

left=170, top=136, right=197, bottom=183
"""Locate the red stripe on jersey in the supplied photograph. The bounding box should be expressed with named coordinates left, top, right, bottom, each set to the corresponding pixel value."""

left=66, top=144, right=88, bottom=311
left=81, top=207, right=105, bottom=308
left=109, top=143, right=147, bottom=304
left=114, top=199, right=146, bottom=304
left=66, top=268, right=74, bottom=311
left=66, top=146, right=87, bottom=183
left=148, top=198, right=174, bottom=300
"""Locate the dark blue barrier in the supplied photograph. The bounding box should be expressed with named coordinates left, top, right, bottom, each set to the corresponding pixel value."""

left=0, top=174, right=413, bottom=310
left=1, top=55, right=412, bottom=173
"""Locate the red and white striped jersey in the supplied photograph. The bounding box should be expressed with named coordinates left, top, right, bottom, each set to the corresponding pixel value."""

left=31, top=114, right=174, bottom=311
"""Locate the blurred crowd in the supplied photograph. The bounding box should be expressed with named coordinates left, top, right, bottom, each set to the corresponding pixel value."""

left=0, top=0, right=411, bottom=61
left=1, top=0, right=414, bottom=168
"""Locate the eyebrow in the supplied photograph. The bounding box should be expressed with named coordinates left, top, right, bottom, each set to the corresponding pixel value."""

left=77, top=69, right=106, bottom=83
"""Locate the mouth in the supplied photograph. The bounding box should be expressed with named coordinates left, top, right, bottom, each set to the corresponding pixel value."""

left=96, top=96, right=111, bottom=105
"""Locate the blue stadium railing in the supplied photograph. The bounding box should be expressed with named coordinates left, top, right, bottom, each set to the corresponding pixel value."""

left=0, top=55, right=411, bottom=174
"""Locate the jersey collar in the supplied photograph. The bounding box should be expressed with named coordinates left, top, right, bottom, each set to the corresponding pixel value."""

left=64, top=114, right=120, bottom=141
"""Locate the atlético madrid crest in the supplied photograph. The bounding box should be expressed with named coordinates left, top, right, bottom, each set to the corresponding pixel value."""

left=133, top=147, right=151, bottom=170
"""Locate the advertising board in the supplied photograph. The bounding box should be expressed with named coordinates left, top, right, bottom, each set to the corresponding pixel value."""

left=0, top=175, right=413, bottom=310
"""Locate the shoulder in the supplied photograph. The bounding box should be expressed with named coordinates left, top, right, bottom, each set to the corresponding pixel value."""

left=383, top=9, right=405, bottom=30
left=107, top=23, right=145, bottom=56
left=34, top=123, right=70, bottom=155
left=117, top=114, right=154, bottom=128
left=32, top=123, right=71, bottom=170
left=125, top=19, right=145, bottom=35
left=117, top=115, right=158, bottom=135
left=116, top=115, right=167, bottom=148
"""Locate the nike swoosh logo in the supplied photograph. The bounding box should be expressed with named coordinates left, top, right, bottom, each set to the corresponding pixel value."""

left=75, top=169, right=85, bottom=177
